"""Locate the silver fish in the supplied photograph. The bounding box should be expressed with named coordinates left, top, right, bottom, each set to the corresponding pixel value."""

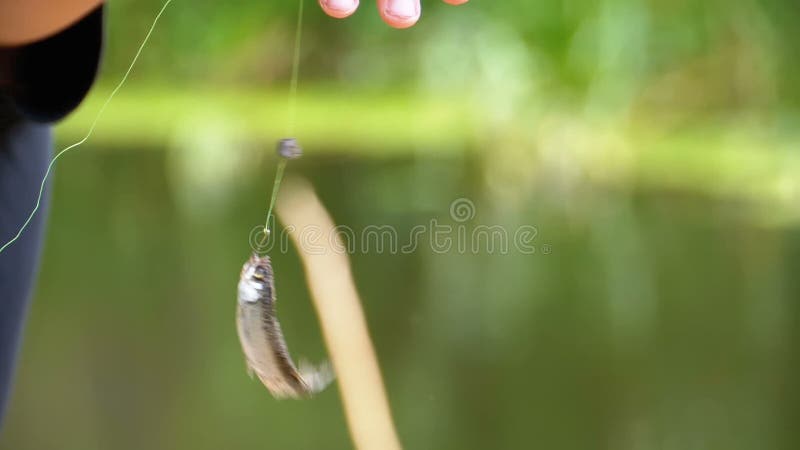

left=236, top=253, right=332, bottom=398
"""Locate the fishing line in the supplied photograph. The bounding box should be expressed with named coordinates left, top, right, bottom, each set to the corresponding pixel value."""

left=262, top=159, right=287, bottom=240
left=0, top=0, right=174, bottom=255
left=260, top=0, right=305, bottom=243
left=286, top=0, right=305, bottom=137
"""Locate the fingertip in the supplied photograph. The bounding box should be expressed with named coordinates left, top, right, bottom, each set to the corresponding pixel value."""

left=382, top=14, right=420, bottom=29
left=442, top=0, right=469, bottom=4
left=378, top=0, right=421, bottom=29
left=319, top=0, right=359, bottom=19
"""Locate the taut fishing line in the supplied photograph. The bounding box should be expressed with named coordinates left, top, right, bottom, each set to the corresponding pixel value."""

left=260, top=0, right=305, bottom=244
left=0, top=0, right=174, bottom=255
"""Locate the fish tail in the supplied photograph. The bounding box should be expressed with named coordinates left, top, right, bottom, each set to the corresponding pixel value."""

left=299, top=359, right=335, bottom=394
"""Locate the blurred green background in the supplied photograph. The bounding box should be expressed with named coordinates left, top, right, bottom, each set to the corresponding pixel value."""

left=3, top=0, right=800, bottom=449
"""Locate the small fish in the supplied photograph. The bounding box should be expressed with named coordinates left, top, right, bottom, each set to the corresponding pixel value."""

left=236, top=253, right=332, bottom=398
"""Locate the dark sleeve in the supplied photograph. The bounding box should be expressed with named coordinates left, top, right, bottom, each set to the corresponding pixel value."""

left=4, top=5, right=104, bottom=123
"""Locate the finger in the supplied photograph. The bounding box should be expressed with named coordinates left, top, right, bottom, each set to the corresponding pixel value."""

left=319, top=0, right=359, bottom=19
left=442, top=0, right=469, bottom=4
left=377, top=0, right=421, bottom=29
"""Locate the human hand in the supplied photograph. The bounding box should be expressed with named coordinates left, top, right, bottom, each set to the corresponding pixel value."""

left=318, top=0, right=468, bottom=29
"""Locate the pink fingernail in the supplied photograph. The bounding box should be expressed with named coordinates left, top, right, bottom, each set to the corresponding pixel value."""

left=323, top=0, right=357, bottom=14
left=385, top=0, right=419, bottom=20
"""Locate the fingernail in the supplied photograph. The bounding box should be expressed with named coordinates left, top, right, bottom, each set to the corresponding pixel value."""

left=323, top=0, right=358, bottom=14
left=385, top=0, right=419, bottom=20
